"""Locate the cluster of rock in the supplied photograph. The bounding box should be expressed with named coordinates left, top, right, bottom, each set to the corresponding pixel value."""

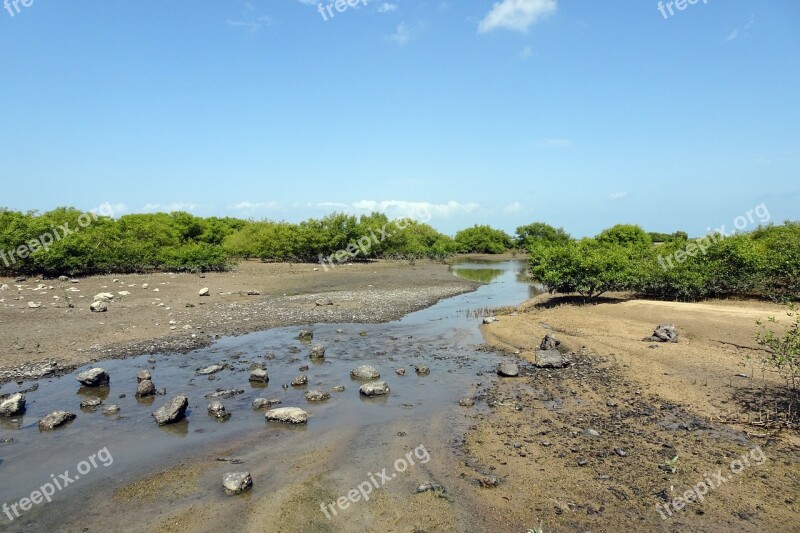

left=643, top=324, right=679, bottom=343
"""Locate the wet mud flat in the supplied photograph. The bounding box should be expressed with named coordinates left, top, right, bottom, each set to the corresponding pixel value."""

left=0, top=261, right=536, bottom=532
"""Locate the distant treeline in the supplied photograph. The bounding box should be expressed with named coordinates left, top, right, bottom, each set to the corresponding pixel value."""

left=527, top=222, right=800, bottom=302
left=0, top=208, right=507, bottom=277
left=2, top=208, right=797, bottom=302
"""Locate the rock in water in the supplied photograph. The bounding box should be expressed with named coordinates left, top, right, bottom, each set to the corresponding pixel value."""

left=252, top=398, right=281, bottom=409
left=535, top=350, right=569, bottom=368
left=90, top=301, right=108, bottom=313
left=305, top=390, right=331, bottom=402
left=208, top=401, right=230, bottom=419
left=297, top=329, right=313, bottom=340
left=205, top=389, right=244, bottom=399
left=197, top=364, right=225, bottom=376
left=265, top=407, right=308, bottom=424
left=222, top=472, right=253, bottom=495
left=539, top=333, right=561, bottom=350
left=249, top=369, right=269, bottom=383
left=76, top=368, right=110, bottom=387
left=497, top=362, right=519, bottom=377
left=359, top=381, right=390, bottom=396
left=80, top=397, right=102, bottom=409
left=136, top=379, right=156, bottom=398
left=350, top=365, right=380, bottom=380
left=290, top=375, right=308, bottom=387
left=415, top=365, right=430, bottom=376
left=0, top=393, right=26, bottom=416
left=38, top=411, right=76, bottom=430
left=309, top=344, right=326, bottom=359
left=152, top=395, right=189, bottom=425
left=137, top=370, right=151, bottom=383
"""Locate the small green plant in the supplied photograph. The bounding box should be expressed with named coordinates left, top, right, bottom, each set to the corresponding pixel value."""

left=526, top=522, right=544, bottom=533
left=755, top=303, right=800, bottom=395
left=660, top=455, right=679, bottom=474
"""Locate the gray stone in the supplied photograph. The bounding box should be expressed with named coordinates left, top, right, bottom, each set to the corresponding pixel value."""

left=305, top=389, right=331, bottom=402
left=197, top=364, right=225, bottom=376
left=208, top=401, right=230, bottom=419
left=152, top=395, right=188, bottom=425
left=102, top=405, right=120, bottom=415
left=199, top=287, right=210, bottom=296
left=205, top=389, right=244, bottom=399
left=90, top=301, right=108, bottom=313
left=535, top=350, right=569, bottom=368
left=483, top=317, right=497, bottom=324
left=315, top=297, right=333, bottom=306
left=644, top=323, right=678, bottom=343
left=290, top=374, right=308, bottom=387
left=395, top=368, right=406, bottom=376
left=137, top=370, right=152, bottom=382
left=222, top=471, right=253, bottom=495
left=350, top=365, right=380, bottom=380
left=458, top=397, right=475, bottom=407
left=265, top=407, right=308, bottom=424
left=93, top=292, right=115, bottom=302
left=249, top=369, right=269, bottom=382
left=252, top=398, right=281, bottom=409
left=80, top=397, right=102, bottom=408
left=297, top=329, right=313, bottom=340
left=0, top=393, right=26, bottom=416
left=76, top=368, right=110, bottom=387
left=415, top=365, right=430, bottom=376
left=539, top=333, right=561, bottom=351
left=309, top=344, right=326, bottom=359
left=136, top=379, right=156, bottom=398
left=497, top=362, right=519, bottom=377
left=359, top=381, right=390, bottom=396
left=38, top=411, right=76, bottom=430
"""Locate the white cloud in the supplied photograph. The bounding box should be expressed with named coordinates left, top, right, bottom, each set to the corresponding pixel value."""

left=520, top=46, right=533, bottom=59
left=724, top=29, right=739, bottom=42
left=478, top=0, right=556, bottom=34
left=389, top=22, right=412, bottom=45
left=231, top=201, right=279, bottom=210
left=309, top=200, right=480, bottom=221
left=142, top=202, right=199, bottom=213
left=608, top=191, right=628, bottom=201
left=227, top=16, right=272, bottom=34
left=378, top=3, right=398, bottom=13
left=503, top=201, right=523, bottom=213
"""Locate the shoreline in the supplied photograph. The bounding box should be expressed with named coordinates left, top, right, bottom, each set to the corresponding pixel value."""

left=0, top=260, right=478, bottom=385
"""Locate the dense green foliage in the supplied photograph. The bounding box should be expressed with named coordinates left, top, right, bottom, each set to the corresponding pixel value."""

left=0, top=208, right=460, bottom=276
left=515, top=222, right=571, bottom=248
left=454, top=225, right=513, bottom=254
left=529, top=222, right=800, bottom=302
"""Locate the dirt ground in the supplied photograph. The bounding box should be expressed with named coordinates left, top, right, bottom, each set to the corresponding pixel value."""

left=468, top=293, right=800, bottom=532
left=0, top=260, right=475, bottom=383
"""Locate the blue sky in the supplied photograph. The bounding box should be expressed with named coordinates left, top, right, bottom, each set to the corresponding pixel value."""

left=1, top=0, right=798, bottom=237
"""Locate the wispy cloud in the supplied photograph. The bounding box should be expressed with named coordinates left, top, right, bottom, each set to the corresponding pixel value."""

left=478, top=0, right=557, bottom=34
left=308, top=200, right=480, bottom=219
left=389, top=22, right=412, bottom=45
left=724, top=14, right=755, bottom=43
left=608, top=191, right=628, bottom=201
left=142, top=202, right=199, bottom=213
left=231, top=201, right=280, bottom=211
left=503, top=201, right=523, bottom=214
left=520, top=46, right=534, bottom=59
left=227, top=16, right=272, bottom=34
left=377, top=2, right=398, bottom=13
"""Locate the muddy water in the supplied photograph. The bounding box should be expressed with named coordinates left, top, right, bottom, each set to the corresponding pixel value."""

left=0, top=261, right=533, bottom=531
